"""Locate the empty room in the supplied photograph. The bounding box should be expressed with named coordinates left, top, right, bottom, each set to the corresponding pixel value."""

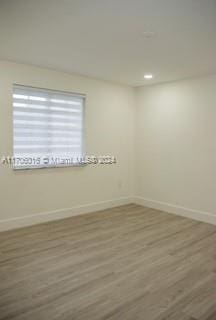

left=0, top=0, right=216, bottom=319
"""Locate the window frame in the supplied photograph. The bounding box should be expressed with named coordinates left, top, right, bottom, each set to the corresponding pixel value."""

left=12, top=84, right=86, bottom=170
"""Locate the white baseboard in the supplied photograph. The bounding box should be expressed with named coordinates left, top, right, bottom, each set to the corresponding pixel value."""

left=0, top=197, right=133, bottom=232
left=133, top=196, right=216, bottom=225
left=2, top=195, right=215, bottom=232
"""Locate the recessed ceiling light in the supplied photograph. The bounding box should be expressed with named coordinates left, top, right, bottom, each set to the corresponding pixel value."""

left=144, top=74, right=153, bottom=79
left=142, top=31, right=156, bottom=39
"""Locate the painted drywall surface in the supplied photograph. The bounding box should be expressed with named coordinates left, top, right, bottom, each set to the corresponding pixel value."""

left=0, top=61, right=135, bottom=220
left=2, top=61, right=216, bottom=226
left=135, top=75, right=216, bottom=215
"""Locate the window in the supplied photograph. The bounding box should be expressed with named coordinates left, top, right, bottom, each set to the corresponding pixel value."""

left=13, top=84, right=85, bottom=169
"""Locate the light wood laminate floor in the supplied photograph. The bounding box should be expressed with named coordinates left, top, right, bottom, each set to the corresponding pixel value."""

left=0, top=204, right=216, bottom=320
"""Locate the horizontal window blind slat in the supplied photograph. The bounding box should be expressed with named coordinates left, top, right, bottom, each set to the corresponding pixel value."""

left=14, top=120, right=81, bottom=127
left=13, top=105, right=82, bottom=114
left=14, top=112, right=82, bottom=122
left=14, top=137, right=81, bottom=142
left=14, top=153, right=83, bottom=157
left=14, top=144, right=80, bottom=149
left=13, top=92, right=83, bottom=104
left=14, top=128, right=82, bottom=135
left=13, top=99, right=82, bottom=107
left=14, top=147, right=81, bottom=154
left=14, top=142, right=81, bottom=147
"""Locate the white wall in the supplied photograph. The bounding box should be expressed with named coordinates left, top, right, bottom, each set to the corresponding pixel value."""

left=135, top=75, right=216, bottom=224
left=0, top=61, right=134, bottom=229
left=1, top=61, right=216, bottom=230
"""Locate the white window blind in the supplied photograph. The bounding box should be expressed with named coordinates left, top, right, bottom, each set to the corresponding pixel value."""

left=13, top=84, right=85, bottom=169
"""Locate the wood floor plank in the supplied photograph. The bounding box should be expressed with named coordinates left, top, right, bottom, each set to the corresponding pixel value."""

left=0, top=204, right=215, bottom=320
